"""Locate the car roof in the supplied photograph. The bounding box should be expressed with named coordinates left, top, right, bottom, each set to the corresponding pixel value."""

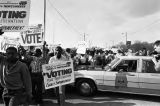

left=118, top=56, right=153, bottom=60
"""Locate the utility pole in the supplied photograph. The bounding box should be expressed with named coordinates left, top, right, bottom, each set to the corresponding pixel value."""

left=122, top=32, right=127, bottom=45
left=84, top=33, right=86, bottom=41
left=125, top=32, right=127, bottom=45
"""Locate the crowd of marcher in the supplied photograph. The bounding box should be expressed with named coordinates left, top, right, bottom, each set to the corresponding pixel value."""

left=0, top=40, right=160, bottom=106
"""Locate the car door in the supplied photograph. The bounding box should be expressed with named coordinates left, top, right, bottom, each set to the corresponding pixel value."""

left=139, top=59, right=160, bottom=91
left=103, top=59, right=139, bottom=91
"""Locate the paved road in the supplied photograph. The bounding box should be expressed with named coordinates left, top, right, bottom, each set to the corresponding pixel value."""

left=0, top=87, right=159, bottom=106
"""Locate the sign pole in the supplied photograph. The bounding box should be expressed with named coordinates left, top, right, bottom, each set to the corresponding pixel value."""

left=43, top=0, right=46, bottom=60
left=44, top=0, right=46, bottom=42
left=43, top=0, right=64, bottom=105
left=58, top=86, right=65, bottom=106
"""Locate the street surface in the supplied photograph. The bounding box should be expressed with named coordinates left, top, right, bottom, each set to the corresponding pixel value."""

left=0, top=87, right=159, bottom=106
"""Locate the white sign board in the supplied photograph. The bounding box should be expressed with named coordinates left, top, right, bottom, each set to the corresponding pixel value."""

left=20, top=26, right=43, bottom=46
left=42, top=60, right=74, bottom=89
left=0, top=37, right=19, bottom=52
left=77, top=41, right=87, bottom=54
left=0, top=0, right=30, bottom=32
left=76, top=47, right=86, bottom=54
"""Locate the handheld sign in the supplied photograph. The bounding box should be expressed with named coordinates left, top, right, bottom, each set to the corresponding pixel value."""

left=77, top=41, right=87, bottom=54
left=20, top=26, right=43, bottom=46
left=42, top=60, right=74, bottom=89
left=0, top=37, right=19, bottom=52
left=0, top=0, right=30, bottom=32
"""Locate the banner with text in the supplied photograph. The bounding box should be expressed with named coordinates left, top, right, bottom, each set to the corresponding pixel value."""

left=0, top=37, right=19, bottom=52
left=42, top=60, right=74, bottom=89
left=0, top=0, right=30, bottom=32
left=20, top=26, right=43, bottom=46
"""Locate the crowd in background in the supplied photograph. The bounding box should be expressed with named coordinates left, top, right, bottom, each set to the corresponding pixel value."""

left=2, top=45, right=153, bottom=72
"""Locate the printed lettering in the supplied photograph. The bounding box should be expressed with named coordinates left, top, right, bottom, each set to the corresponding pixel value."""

left=0, top=11, right=26, bottom=18
left=44, top=73, right=52, bottom=78
left=1, top=42, right=16, bottom=51
left=27, top=34, right=31, bottom=44
left=2, top=26, right=24, bottom=31
left=21, top=34, right=27, bottom=44
left=56, top=79, right=71, bottom=84
left=43, top=68, right=72, bottom=78
left=21, top=33, right=42, bottom=44
left=46, top=82, right=55, bottom=87
left=37, top=34, right=41, bottom=43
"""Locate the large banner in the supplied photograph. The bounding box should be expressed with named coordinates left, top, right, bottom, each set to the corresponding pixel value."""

left=0, top=0, right=30, bottom=32
left=20, top=25, right=43, bottom=46
left=42, top=60, right=74, bottom=89
left=0, top=37, right=20, bottom=52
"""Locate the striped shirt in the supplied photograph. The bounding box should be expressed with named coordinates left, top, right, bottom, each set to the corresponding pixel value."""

left=30, top=56, right=45, bottom=73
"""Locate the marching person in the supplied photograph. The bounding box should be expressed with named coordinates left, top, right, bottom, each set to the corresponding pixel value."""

left=29, top=48, right=45, bottom=105
left=48, top=46, right=71, bottom=106
left=152, top=40, right=160, bottom=72
left=0, top=47, right=32, bottom=106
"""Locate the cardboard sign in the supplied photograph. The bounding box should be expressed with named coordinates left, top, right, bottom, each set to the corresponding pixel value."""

left=42, top=60, right=74, bottom=89
left=0, top=37, right=19, bottom=52
left=20, top=26, right=43, bottom=46
left=0, top=0, right=30, bottom=32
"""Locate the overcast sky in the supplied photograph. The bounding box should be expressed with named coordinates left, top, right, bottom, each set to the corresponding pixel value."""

left=28, top=0, right=160, bottom=48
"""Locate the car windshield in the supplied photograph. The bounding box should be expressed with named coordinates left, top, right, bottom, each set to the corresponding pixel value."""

left=109, top=57, right=120, bottom=66
left=105, top=57, right=120, bottom=70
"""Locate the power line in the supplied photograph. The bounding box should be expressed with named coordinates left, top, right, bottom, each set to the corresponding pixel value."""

left=130, top=19, right=160, bottom=35
left=47, top=0, right=82, bottom=35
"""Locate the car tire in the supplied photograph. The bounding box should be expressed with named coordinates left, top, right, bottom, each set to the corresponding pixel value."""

left=76, top=79, right=96, bottom=96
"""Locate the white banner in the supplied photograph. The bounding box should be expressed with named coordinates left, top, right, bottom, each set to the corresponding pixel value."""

left=0, top=37, right=19, bottom=52
left=0, top=0, right=30, bottom=32
left=20, top=26, right=43, bottom=46
left=42, top=60, right=74, bottom=89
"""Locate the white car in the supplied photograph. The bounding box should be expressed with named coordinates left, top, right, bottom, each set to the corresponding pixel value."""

left=74, top=56, right=160, bottom=96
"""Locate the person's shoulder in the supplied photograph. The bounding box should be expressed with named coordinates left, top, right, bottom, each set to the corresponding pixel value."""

left=17, top=61, right=28, bottom=68
left=48, top=56, right=56, bottom=63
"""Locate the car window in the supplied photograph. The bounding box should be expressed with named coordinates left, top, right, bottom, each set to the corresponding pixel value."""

left=76, top=65, right=105, bottom=71
left=112, top=60, right=137, bottom=72
left=142, top=59, right=157, bottom=73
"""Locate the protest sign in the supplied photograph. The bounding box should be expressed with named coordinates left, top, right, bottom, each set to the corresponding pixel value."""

left=20, top=26, right=43, bottom=46
left=0, top=37, right=19, bottom=52
left=0, top=0, right=30, bottom=32
left=42, top=60, right=74, bottom=89
left=77, top=41, right=87, bottom=54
